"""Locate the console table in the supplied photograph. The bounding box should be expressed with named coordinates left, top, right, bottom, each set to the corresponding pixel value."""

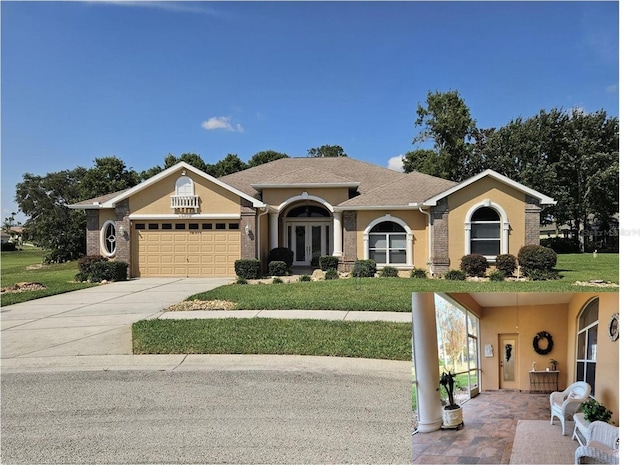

left=529, top=370, right=559, bottom=393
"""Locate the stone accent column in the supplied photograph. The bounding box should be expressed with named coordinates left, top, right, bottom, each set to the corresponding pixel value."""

left=332, top=211, right=343, bottom=257
left=341, top=211, right=357, bottom=272
left=525, top=195, right=542, bottom=246
left=86, top=210, right=100, bottom=256
left=240, top=202, right=257, bottom=259
left=431, top=198, right=450, bottom=276
left=114, top=200, right=131, bottom=277
left=412, top=292, right=444, bottom=432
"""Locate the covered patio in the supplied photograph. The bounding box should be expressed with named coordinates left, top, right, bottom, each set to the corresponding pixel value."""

left=412, top=390, right=576, bottom=464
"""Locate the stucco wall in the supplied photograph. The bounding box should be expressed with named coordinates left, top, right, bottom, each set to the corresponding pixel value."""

left=128, top=170, right=241, bottom=215
left=447, top=177, right=527, bottom=268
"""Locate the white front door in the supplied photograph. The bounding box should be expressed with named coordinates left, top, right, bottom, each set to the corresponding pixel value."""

left=288, top=222, right=330, bottom=266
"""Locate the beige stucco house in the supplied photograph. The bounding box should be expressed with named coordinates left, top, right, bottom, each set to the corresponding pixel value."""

left=69, top=157, right=555, bottom=278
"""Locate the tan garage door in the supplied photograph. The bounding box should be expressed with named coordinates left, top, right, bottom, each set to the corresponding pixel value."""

left=132, top=221, right=240, bottom=277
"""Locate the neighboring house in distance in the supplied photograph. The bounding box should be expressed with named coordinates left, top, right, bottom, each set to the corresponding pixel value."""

left=68, top=157, right=555, bottom=278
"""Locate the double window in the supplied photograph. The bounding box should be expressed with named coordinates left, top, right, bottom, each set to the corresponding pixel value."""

left=367, top=220, right=408, bottom=265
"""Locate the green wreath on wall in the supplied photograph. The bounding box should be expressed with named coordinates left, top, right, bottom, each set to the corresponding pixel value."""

left=533, top=331, right=554, bottom=355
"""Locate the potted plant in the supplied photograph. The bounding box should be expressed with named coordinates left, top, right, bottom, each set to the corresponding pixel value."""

left=549, top=359, right=558, bottom=371
left=578, top=398, right=613, bottom=424
left=439, top=371, right=463, bottom=428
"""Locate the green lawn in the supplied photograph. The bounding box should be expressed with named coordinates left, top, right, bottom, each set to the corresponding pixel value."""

left=190, top=253, right=618, bottom=312
left=132, top=318, right=413, bottom=360
left=1, top=246, right=96, bottom=306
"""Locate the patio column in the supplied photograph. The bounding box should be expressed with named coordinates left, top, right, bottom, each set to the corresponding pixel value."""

left=412, top=292, right=443, bottom=433
left=332, top=211, right=343, bottom=257
left=269, top=212, right=279, bottom=250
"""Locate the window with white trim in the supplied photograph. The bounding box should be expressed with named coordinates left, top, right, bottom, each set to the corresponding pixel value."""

left=175, top=176, right=194, bottom=196
left=101, top=220, right=117, bottom=257
left=470, top=207, right=500, bottom=256
left=368, top=221, right=407, bottom=265
left=576, top=298, right=598, bottom=394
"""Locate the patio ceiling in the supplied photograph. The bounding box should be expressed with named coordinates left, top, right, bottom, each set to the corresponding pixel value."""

left=466, top=292, right=576, bottom=308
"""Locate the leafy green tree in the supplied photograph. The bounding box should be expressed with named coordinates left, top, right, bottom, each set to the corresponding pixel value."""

left=307, top=145, right=348, bottom=158
left=212, top=153, right=248, bottom=177
left=15, top=169, right=87, bottom=263
left=139, top=153, right=209, bottom=180
left=78, top=156, right=140, bottom=199
left=412, top=90, right=477, bottom=181
left=248, top=150, right=289, bottom=167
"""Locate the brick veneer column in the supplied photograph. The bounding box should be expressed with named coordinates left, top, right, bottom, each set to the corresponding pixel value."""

left=240, top=201, right=257, bottom=260
left=431, top=198, right=450, bottom=276
left=525, top=195, right=542, bottom=246
left=341, top=211, right=357, bottom=272
left=86, top=210, right=100, bottom=256
left=114, top=200, right=131, bottom=271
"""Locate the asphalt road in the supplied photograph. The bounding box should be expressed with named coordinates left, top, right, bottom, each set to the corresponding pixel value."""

left=1, top=368, right=413, bottom=464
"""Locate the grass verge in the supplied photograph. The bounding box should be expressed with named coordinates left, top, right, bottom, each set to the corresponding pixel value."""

left=132, top=318, right=412, bottom=361
left=1, top=246, right=96, bottom=306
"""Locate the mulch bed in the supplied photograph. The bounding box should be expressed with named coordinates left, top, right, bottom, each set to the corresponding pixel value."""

left=1, top=282, right=48, bottom=294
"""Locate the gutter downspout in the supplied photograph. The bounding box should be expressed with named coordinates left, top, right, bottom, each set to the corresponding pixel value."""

left=418, top=205, right=434, bottom=276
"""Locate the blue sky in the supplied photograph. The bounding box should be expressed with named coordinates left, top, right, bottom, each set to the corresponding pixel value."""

left=1, top=1, right=623, bottom=223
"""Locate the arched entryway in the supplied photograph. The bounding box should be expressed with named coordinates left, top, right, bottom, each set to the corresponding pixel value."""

left=283, top=202, right=332, bottom=266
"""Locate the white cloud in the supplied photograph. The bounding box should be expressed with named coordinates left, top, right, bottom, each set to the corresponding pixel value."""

left=606, top=84, right=618, bottom=94
left=86, top=1, right=227, bottom=18
left=201, top=116, right=244, bottom=133
left=387, top=155, right=405, bottom=172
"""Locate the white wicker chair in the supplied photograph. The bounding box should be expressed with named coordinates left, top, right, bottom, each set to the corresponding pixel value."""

left=574, top=421, right=619, bottom=464
left=550, top=381, right=591, bottom=435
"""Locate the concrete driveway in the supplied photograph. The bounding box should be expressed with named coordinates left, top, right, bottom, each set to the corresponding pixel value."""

left=1, top=278, right=232, bottom=360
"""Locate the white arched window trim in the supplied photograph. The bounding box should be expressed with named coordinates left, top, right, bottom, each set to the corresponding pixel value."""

left=100, top=220, right=117, bottom=258
left=363, top=214, right=414, bottom=268
left=464, top=200, right=509, bottom=259
left=175, top=175, right=195, bottom=196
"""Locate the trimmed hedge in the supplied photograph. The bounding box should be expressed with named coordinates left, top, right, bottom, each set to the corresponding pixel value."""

left=518, top=244, right=557, bottom=275
left=495, top=254, right=517, bottom=276
left=488, top=270, right=505, bottom=282
left=319, top=255, right=339, bottom=271
left=380, top=266, right=399, bottom=277
left=411, top=268, right=427, bottom=279
left=78, top=255, right=107, bottom=274
left=268, top=260, right=288, bottom=276
left=352, top=259, right=377, bottom=278
left=267, top=248, right=294, bottom=269
left=76, top=259, right=128, bottom=282
left=234, top=259, right=261, bottom=279
left=460, top=254, right=488, bottom=277
left=324, top=268, right=339, bottom=280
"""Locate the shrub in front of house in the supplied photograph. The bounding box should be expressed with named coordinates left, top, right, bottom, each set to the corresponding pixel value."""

left=460, top=254, right=488, bottom=277
left=518, top=244, right=557, bottom=276
left=268, top=260, right=288, bottom=276
left=235, top=277, right=248, bottom=284
left=1, top=242, right=17, bottom=251
left=380, top=266, right=399, bottom=277
left=352, top=259, right=377, bottom=278
left=78, top=255, right=107, bottom=274
left=526, top=269, right=561, bottom=281
left=319, top=255, right=339, bottom=271
left=234, top=259, right=261, bottom=280
left=488, top=270, right=505, bottom=281
left=298, top=274, right=312, bottom=282
left=324, top=268, right=339, bottom=280
left=267, top=247, right=294, bottom=269
left=445, top=269, right=467, bottom=281
left=411, top=268, right=427, bottom=279
left=495, top=254, right=517, bottom=276
left=77, top=259, right=128, bottom=282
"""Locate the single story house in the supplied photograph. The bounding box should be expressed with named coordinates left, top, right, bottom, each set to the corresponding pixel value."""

left=69, top=157, right=555, bottom=278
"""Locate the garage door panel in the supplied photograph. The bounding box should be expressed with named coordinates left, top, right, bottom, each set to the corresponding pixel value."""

left=133, top=223, right=240, bottom=277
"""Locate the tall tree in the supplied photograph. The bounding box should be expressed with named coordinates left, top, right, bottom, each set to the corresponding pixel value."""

left=211, top=154, right=248, bottom=177
left=139, top=153, right=209, bottom=180
left=307, top=145, right=348, bottom=158
left=248, top=150, right=289, bottom=167
left=412, top=90, right=477, bottom=181
left=16, top=169, right=87, bottom=263
left=78, top=156, right=140, bottom=199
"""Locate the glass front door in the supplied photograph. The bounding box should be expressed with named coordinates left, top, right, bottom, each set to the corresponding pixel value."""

left=288, top=222, right=330, bottom=266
